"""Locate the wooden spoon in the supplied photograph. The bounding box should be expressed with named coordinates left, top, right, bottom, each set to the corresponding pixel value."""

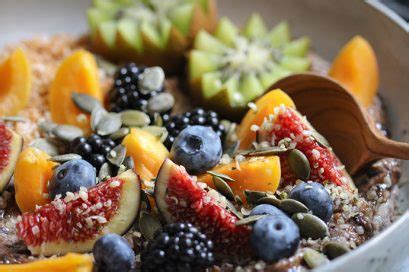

left=270, top=73, right=409, bottom=175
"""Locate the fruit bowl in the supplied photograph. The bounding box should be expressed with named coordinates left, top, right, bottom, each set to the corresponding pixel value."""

left=0, top=0, right=408, bottom=271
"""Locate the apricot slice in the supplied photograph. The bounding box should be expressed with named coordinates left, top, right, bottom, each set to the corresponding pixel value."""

left=122, top=128, right=169, bottom=183
left=14, top=147, right=57, bottom=213
left=198, top=156, right=281, bottom=202
left=237, top=89, right=295, bottom=149
left=49, top=50, right=102, bottom=132
left=0, top=253, right=93, bottom=272
left=329, top=36, right=379, bottom=107
left=0, top=48, right=31, bottom=116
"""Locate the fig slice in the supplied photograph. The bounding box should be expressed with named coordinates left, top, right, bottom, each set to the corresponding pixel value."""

left=17, top=170, right=141, bottom=256
left=0, top=123, right=23, bottom=192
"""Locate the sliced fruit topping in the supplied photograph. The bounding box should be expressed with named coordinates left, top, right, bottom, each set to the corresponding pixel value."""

left=93, top=233, right=135, bottom=272
left=0, top=48, right=32, bottom=116
left=188, top=14, right=311, bottom=119
left=258, top=106, right=353, bottom=188
left=49, top=50, right=103, bottom=132
left=17, top=170, right=141, bottom=256
left=142, top=223, right=215, bottom=271
left=88, top=0, right=217, bottom=73
left=163, top=108, right=226, bottom=149
left=48, top=159, right=97, bottom=199
left=14, top=147, right=56, bottom=213
left=0, top=253, right=93, bottom=271
left=0, top=123, right=23, bottom=192
left=198, top=156, right=281, bottom=202
left=238, top=89, right=296, bottom=149
left=122, top=128, right=169, bottom=182
left=171, top=126, right=222, bottom=175
left=329, top=36, right=379, bottom=107
left=154, top=159, right=251, bottom=255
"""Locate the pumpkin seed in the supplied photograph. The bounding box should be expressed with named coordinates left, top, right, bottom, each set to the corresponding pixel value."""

left=29, top=138, right=59, bottom=156
left=153, top=113, right=163, bottom=127
left=121, top=110, right=150, bottom=127
left=1, top=116, right=27, bottom=122
left=303, top=248, right=329, bottom=269
left=288, top=149, right=311, bottom=180
left=117, top=165, right=127, bottom=176
left=97, top=113, right=122, bottom=136
left=244, top=190, right=268, bottom=204
left=206, top=171, right=235, bottom=182
left=49, top=153, right=82, bottom=163
left=139, top=211, right=162, bottom=240
left=98, top=162, right=113, bottom=180
left=71, top=93, right=101, bottom=113
left=241, top=207, right=252, bottom=216
left=226, top=200, right=243, bottom=219
left=107, top=145, right=127, bottom=167
left=223, top=140, right=240, bottom=157
left=235, top=214, right=267, bottom=226
left=139, top=67, right=165, bottom=94
left=280, top=199, right=309, bottom=214
left=291, top=213, right=329, bottom=239
left=52, top=125, right=84, bottom=142
left=91, top=106, right=108, bottom=132
left=147, top=93, right=175, bottom=114
left=312, top=131, right=330, bottom=148
left=256, top=196, right=281, bottom=207
left=246, top=146, right=288, bottom=156
left=123, top=156, right=135, bottom=170
left=235, top=195, right=243, bottom=205
left=323, top=241, right=350, bottom=260
left=39, top=121, right=57, bottom=135
left=213, top=176, right=234, bottom=201
left=140, top=190, right=151, bottom=211
left=142, top=126, right=168, bottom=139
left=109, top=127, right=130, bottom=141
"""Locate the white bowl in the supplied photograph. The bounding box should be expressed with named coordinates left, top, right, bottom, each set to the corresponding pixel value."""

left=0, top=0, right=408, bottom=271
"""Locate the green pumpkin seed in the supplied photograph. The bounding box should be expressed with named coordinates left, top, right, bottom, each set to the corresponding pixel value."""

left=49, top=153, right=82, bottom=163
left=139, top=67, right=165, bottom=94
left=223, top=140, right=240, bottom=157
left=280, top=199, right=309, bottom=214
left=52, top=125, right=84, bottom=142
left=71, top=93, right=101, bottom=113
left=147, top=93, right=175, bottom=115
left=142, top=126, right=168, bottom=142
left=29, top=138, right=59, bottom=156
left=139, top=211, right=162, bottom=240
left=1, top=116, right=27, bottom=122
left=247, top=146, right=288, bottom=156
left=235, top=214, right=267, bottom=226
left=206, top=171, right=235, bottom=182
left=226, top=200, right=243, bottom=219
left=121, top=110, right=150, bottom=127
left=97, top=113, right=122, bottom=136
left=123, top=156, right=135, bottom=170
left=213, top=176, right=234, bottom=201
left=235, top=195, right=243, bottom=205
left=256, top=196, right=281, bottom=207
left=323, top=241, right=350, bottom=260
left=288, top=149, right=311, bottom=180
left=98, top=162, right=113, bottom=180
left=244, top=190, right=268, bottom=204
left=303, top=248, right=329, bottom=269
left=312, top=131, right=330, bottom=148
left=91, top=106, right=108, bottom=132
left=291, top=213, right=329, bottom=239
left=107, top=145, right=127, bottom=167
left=109, top=127, right=130, bottom=141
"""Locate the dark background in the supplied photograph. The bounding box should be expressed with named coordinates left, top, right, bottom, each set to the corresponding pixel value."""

left=383, top=0, right=409, bottom=21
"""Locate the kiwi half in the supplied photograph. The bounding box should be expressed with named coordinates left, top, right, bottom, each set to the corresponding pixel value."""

left=87, top=0, right=217, bottom=73
left=188, top=14, right=311, bottom=119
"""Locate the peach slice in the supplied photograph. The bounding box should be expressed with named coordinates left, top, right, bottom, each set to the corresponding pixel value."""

left=122, top=128, right=169, bottom=183
left=0, top=253, right=93, bottom=272
left=49, top=50, right=102, bottom=132
left=237, top=89, right=295, bottom=149
left=329, top=36, right=379, bottom=107
left=14, top=147, right=57, bottom=213
left=198, top=156, right=281, bottom=202
left=0, top=48, right=32, bottom=116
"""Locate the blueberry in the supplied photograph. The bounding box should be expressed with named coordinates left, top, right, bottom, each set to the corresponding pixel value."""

left=250, top=215, right=300, bottom=262
left=48, top=159, right=96, bottom=199
left=171, top=126, right=222, bottom=175
left=289, top=182, right=333, bottom=222
left=93, top=233, right=135, bottom=272
left=250, top=204, right=287, bottom=217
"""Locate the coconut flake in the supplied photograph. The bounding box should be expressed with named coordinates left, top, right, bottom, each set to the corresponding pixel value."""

left=32, top=226, right=40, bottom=235
left=109, top=180, right=121, bottom=188
left=247, top=102, right=258, bottom=112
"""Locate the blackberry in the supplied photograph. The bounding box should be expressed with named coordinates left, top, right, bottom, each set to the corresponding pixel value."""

left=70, top=134, right=116, bottom=170
left=141, top=223, right=214, bottom=272
left=164, top=108, right=226, bottom=149
left=108, top=63, right=173, bottom=121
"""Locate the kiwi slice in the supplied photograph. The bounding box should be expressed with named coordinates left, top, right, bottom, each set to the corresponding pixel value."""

left=188, top=14, right=311, bottom=119
left=87, top=0, right=217, bottom=73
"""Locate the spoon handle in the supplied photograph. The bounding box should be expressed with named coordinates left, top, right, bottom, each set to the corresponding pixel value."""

left=369, top=135, right=409, bottom=160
